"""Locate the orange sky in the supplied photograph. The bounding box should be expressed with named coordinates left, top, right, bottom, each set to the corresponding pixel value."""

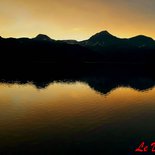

left=0, top=0, right=155, bottom=40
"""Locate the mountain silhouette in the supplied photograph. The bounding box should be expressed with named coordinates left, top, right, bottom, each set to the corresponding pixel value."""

left=0, top=64, right=154, bottom=94
left=61, top=40, right=79, bottom=45
left=34, top=34, right=55, bottom=42
left=81, top=31, right=121, bottom=46
left=0, top=30, right=155, bottom=64
left=128, top=35, right=155, bottom=47
left=80, top=31, right=155, bottom=51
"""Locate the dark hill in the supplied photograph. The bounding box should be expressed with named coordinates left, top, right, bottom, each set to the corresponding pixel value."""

left=0, top=31, right=155, bottom=65
left=34, top=34, right=55, bottom=42
left=128, top=35, right=155, bottom=48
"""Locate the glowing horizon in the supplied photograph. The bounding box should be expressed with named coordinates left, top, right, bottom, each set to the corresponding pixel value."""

left=1, top=0, right=155, bottom=41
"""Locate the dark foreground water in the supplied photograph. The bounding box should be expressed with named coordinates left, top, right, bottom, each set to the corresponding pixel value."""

left=0, top=80, right=155, bottom=155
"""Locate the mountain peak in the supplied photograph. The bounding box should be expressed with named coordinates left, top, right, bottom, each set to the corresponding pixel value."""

left=129, top=35, right=155, bottom=47
left=87, top=30, right=119, bottom=45
left=91, top=31, right=114, bottom=38
left=34, top=34, right=54, bottom=41
left=98, top=30, right=112, bottom=35
left=130, top=35, right=154, bottom=41
left=89, top=30, right=118, bottom=40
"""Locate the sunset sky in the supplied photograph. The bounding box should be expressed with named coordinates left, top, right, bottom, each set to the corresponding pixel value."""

left=1, top=0, right=155, bottom=40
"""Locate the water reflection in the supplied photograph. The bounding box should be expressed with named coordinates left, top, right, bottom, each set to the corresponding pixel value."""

left=1, top=75, right=155, bottom=95
left=0, top=65, right=155, bottom=154
left=0, top=81, right=155, bottom=154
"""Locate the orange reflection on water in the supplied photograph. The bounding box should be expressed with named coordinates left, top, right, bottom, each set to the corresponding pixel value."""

left=0, top=82, right=155, bottom=147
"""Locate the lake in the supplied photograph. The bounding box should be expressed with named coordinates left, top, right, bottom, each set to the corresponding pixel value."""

left=0, top=79, right=155, bottom=154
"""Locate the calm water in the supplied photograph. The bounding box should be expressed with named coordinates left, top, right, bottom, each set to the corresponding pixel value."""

left=0, top=81, right=155, bottom=154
